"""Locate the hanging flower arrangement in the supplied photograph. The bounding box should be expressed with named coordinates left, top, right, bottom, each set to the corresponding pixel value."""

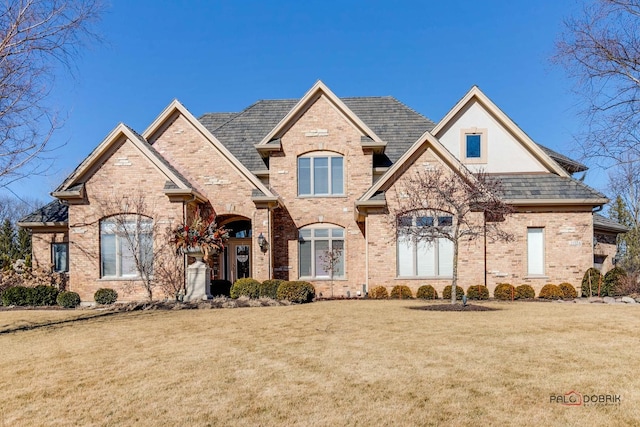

left=170, top=208, right=229, bottom=260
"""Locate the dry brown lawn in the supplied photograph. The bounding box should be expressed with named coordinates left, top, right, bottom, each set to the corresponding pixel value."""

left=0, top=300, right=639, bottom=426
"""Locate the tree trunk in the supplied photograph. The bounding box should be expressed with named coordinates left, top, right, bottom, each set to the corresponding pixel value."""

left=451, top=236, right=459, bottom=305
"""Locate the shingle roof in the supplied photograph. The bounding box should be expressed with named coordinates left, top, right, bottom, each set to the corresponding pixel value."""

left=593, top=213, right=629, bottom=233
left=537, top=144, right=587, bottom=174
left=199, top=97, right=436, bottom=172
left=18, top=200, right=68, bottom=225
left=495, top=174, right=607, bottom=202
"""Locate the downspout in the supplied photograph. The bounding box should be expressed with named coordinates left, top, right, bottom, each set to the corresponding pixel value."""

left=365, top=213, right=369, bottom=295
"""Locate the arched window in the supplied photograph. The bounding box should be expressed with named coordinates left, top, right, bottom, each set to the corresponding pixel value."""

left=298, top=225, right=345, bottom=279
left=297, top=152, right=344, bottom=196
left=100, top=215, right=153, bottom=278
left=397, top=212, right=453, bottom=278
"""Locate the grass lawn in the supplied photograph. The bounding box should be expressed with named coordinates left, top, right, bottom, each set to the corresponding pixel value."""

left=0, top=300, right=639, bottom=426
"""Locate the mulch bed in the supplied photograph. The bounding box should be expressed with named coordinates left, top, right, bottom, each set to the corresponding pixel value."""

left=409, top=304, right=499, bottom=312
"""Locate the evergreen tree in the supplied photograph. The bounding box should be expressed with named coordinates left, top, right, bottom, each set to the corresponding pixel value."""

left=609, top=195, right=640, bottom=272
left=0, top=218, right=17, bottom=269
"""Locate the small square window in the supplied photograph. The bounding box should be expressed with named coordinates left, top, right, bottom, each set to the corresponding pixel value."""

left=466, top=134, right=481, bottom=158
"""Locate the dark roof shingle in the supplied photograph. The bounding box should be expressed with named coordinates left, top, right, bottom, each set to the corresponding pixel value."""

left=495, top=174, right=607, bottom=202
left=19, top=200, right=68, bottom=224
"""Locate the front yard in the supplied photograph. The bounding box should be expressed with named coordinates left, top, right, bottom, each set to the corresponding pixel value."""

left=0, top=300, right=638, bottom=426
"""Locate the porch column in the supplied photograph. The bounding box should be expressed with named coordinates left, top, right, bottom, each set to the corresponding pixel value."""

left=253, top=208, right=270, bottom=281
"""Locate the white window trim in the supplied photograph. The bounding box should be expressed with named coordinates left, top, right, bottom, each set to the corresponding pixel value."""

left=396, top=214, right=454, bottom=278
left=297, top=152, right=345, bottom=197
left=100, top=217, right=153, bottom=279
left=298, top=224, right=346, bottom=280
left=460, top=128, right=488, bottom=164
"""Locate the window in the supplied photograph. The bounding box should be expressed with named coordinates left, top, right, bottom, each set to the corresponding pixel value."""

left=299, top=226, right=344, bottom=279
left=100, top=216, right=153, bottom=278
left=460, top=128, right=487, bottom=163
left=397, top=214, right=453, bottom=277
left=51, top=243, right=68, bottom=273
left=298, top=154, right=344, bottom=196
left=527, top=228, right=544, bottom=275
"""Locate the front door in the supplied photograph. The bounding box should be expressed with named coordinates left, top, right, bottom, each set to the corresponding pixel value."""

left=228, top=240, right=251, bottom=282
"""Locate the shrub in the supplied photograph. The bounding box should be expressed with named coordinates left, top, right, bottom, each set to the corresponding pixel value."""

left=604, top=267, right=627, bottom=297
left=1, top=286, right=31, bottom=306
left=581, top=267, right=603, bottom=297
left=538, top=284, right=564, bottom=300
left=558, top=282, right=577, bottom=299
left=390, top=285, right=413, bottom=299
left=57, top=291, right=80, bottom=308
left=260, top=279, right=283, bottom=299
left=443, top=285, right=464, bottom=301
left=210, top=280, right=232, bottom=297
left=611, top=271, right=640, bottom=296
left=230, top=278, right=260, bottom=299
left=494, top=283, right=515, bottom=301
left=94, top=288, right=118, bottom=305
left=369, top=286, right=388, bottom=299
left=466, top=285, right=489, bottom=300
left=515, top=284, right=535, bottom=300
left=32, top=285, right=59, bottom=306
left=416, top=285, right=438, bottom=299
left=276, top=281, right=315, bottom=303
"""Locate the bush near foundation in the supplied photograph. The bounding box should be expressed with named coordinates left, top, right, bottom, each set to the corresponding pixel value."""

left=494, top=283, right=515, bottom=301
left=604, top=267, right=627, bottom=297
left=57, top=291, right=80, bottom=308
left=558, top=283, right=577, bottom=299
left=515, top=285, right=535, bottom=300
left=260, top=279, right=283, bottom=299
left=32, top=285, right=59, bottom=306
left=443, top=285, right=464, bottom=301
left=538, top=284, right=564, bottom=300
left=416, top=285, right=438, bottom=300
left=390, top=285, right=413, bottom=299
left=1, top=286, right=32, bottom=306
left=276, top=281, right=315, bottom=303
left=369, top=286, right=388, bottom=299
left=94, top=288, right=118, bottom=305
left=466, top=285, right=489, bottom=300
left=210, top=280, right=232, bottom=297
left=581, top=267, right=604, bottom=297
left=230, top=278, right=260, bottom=299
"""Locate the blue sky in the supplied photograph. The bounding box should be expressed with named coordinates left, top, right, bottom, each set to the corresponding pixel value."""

left=5, top=0, right=600, bottom=206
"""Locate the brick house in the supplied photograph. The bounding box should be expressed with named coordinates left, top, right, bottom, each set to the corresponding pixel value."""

left=19, top=81, right=625, bottom=301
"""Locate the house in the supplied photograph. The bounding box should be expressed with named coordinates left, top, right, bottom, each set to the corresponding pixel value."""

left=18, top=81, right=624, bottom=301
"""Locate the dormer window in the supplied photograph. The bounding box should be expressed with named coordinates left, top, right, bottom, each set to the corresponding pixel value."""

left=297, top=153, right=344, bottom=197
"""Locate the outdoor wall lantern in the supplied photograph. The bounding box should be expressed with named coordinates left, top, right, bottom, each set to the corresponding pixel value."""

left=258, top=232, right=268, bottom=252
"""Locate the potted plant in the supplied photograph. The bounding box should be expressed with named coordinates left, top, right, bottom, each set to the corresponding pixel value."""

left=170, top=208, right=229, bottom=261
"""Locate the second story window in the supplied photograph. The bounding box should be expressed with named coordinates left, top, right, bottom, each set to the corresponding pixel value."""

left=298, top=154, right=344, bottom=196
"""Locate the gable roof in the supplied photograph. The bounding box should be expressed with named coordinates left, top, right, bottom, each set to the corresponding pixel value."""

left=142, top=99, right=277, bottom=201
left=256, top=80, right=385, bottom=148
left=53, top=123, right=204, bottom=202
left=431, top=86, right=571, bottom=177
left=200, top=97, right=435, bottom=172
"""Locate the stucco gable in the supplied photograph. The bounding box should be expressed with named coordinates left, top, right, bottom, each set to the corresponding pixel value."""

left=432, top=86, right=570, bottom=177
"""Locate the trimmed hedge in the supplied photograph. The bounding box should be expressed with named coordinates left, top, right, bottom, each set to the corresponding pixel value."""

left=94, top=288, right=118, bottom=305
left=230, top=278, right=261, bottom=299
left=443, top=285, right=464, bottom=301
left=260, top=279, right=283, bottom=299
left=515, top=284, right=535, bottom=300
left=1, top=285, right=59, bottom=306
left=466, top=285, right=489, bottom=300
left=369, top=286, right=389, bottom=299
left=538, top=284, right=563, bottom=300
left=57, top=291, right=81, bottom=308
left=558, top=282, right=577, bottom=299
left=494, top=283, right=515, bottom=301
left=211, top=280, right=232, bottom=297
left=416, top=285, right=438, bottom=300
left=390, top=285, right=413, bottom=299
left=276, top=281, right=315, bottom=303
left=604, top=267, right=627, bottom=297
left=581, top=267, right=604, bottom=297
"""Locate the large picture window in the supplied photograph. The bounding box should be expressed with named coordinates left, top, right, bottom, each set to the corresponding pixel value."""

left=397, top=214, right=453, bottom=278
left=51, top=243, right=68, bottom=273
left=298, top=154, right=344, bottom=196
left=299, top=226, right=344, bottom=279
left=100, top=216, right=153, bottom=278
